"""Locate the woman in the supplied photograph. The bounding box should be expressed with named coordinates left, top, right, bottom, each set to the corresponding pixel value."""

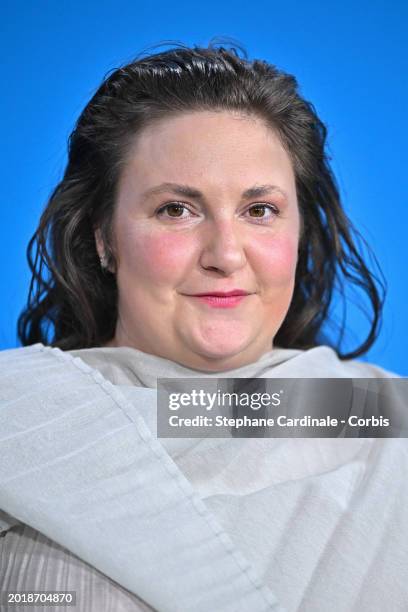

left=0, top=43, right=406, bottom=612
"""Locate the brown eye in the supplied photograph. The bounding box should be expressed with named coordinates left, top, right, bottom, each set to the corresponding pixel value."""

left=157, top=203, right=188, bottom=218
left=246, top=203, right=279, bottom=221
left=166, top=204, right=184, bottom=217
left=249, top=205, right=267, bottom=218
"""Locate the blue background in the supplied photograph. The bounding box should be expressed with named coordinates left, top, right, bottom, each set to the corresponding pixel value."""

left=1, top=1, right=406, bottom=374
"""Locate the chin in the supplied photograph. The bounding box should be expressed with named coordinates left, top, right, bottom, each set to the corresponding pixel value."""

left=198, top=345, right=243, bottom=360
left=189, top=338, right=256, bottom=369
left=179, top=322, right=267, bottom=369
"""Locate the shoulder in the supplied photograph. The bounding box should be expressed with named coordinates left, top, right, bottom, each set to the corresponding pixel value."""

left=0, top=343, right=54, bottom=371
left=314, top=346, right=399, bottom=377
left=271, top=345, right=400, bottom=378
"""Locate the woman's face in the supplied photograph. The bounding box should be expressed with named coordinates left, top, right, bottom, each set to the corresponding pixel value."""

left=99, top=111, right=300, bottom=371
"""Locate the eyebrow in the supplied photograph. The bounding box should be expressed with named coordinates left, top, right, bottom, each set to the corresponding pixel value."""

left=140, top=182, right=288, bottom=201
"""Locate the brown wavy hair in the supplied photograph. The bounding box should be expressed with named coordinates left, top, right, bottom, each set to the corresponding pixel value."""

left=18, top=39, right=385, bottom=358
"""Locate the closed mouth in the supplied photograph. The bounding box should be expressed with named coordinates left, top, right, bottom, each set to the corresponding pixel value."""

left=185, top=293, right=251, bottom=309
left=190, top=291, right=251, bottom=297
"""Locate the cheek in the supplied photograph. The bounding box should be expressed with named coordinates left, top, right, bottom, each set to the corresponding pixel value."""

left=117, top=228, right=194, bottom=283
left=253, top=234, right=298, bottom=284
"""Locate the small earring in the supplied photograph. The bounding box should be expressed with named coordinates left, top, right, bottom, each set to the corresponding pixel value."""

left=99, top=254, right=108, bottom=269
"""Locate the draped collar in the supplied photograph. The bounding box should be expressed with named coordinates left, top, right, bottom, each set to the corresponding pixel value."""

left=69, top=344, right=304, bottom=388
left=0, top=343, right=284, bottom=612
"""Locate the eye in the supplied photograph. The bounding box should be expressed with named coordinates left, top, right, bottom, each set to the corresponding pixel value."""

left=156, top=202, right=194, bottom=219
left=245, top=203, right=280, bottom=221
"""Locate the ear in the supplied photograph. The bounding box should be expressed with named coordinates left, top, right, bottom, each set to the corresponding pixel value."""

left=94, top=228, right=109, bottom=270
left=94, top=227, right=115, bottom=273
left=94, top=228, right=105, bottom=260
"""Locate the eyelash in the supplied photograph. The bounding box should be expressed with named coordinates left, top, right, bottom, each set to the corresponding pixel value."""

left=156, top=202, right=281, bottom=222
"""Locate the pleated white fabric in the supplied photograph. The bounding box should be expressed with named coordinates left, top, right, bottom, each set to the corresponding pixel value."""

left=1, top=343, right=407, bottom=612
left=0, top=344, right=282, bottom=612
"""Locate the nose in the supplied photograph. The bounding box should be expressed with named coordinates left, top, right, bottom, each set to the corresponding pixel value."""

left=199, top=217, right=247, bottom=275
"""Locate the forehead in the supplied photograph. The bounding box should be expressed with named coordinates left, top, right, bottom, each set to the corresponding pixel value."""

left=119, top=111, right=296, bottom=196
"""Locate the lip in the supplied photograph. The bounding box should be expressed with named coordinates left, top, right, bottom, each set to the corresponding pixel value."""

left=185, top=290, right=252, bottom=309
left=189, top=290, right=251, bottom=297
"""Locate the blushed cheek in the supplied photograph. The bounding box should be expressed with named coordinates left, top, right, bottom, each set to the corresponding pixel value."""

left=118, top=228, right=194, bottom=284
left=254, top=234, right=299, bottom=283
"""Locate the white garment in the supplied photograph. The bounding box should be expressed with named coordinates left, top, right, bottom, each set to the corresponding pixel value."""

left=0, top=343, right=407, bottom=612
